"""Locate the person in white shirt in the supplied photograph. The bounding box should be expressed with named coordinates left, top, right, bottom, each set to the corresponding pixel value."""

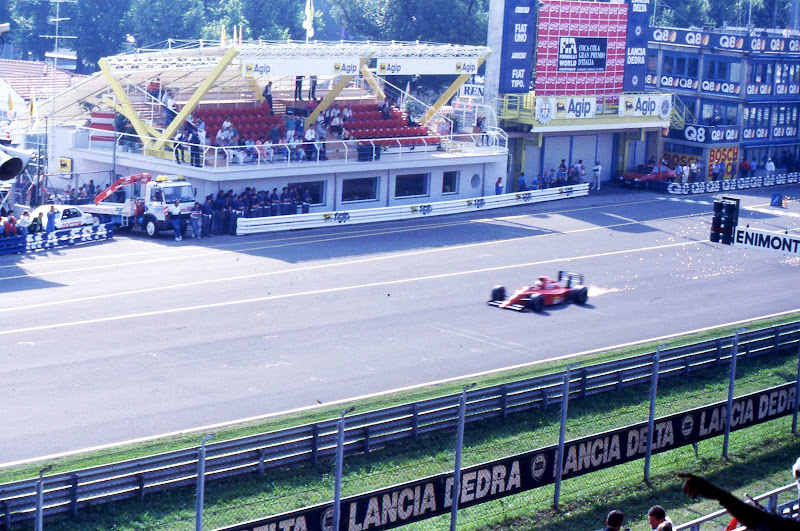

left=766, top=158, right=776, bottom=176
left=592, top=161, right=601, bottom=190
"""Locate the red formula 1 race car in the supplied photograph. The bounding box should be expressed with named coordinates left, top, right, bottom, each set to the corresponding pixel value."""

left=488, top=271, right=589, bottom=312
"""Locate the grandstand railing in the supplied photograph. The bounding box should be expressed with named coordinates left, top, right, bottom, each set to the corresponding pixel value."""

left=1, top=321, right=798, bottom=528
left=71, top=127, right=508, bottom=170
left=675, top=482, right=800, bottom=530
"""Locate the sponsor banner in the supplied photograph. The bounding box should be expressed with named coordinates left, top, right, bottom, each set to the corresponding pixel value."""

left=376, top=58, right=480, bottom=76
left=557, top=37, right=608, bottom=72
left=650, top=27, right=800, bottom=53
left=535, top=0, right=628, bottom=96
left=645, top=73, right=659, bottom=87
left=746, top=82, right=773, bottom=97
left=669, top=124, right=739, bottom=144
left=663, top=151, right=702, bottom=169
left=498, top=0, right=536, bottom=93
left=556, top=97, right=597, bottom=119
left=666, top=172, right=800, bottom=195
left=217, top=384, right=796, bottom=531
left=624, top=0, right=650, bottom=91
left=742, top=127, right=771, bottom=141
left=458, top=84, right=485, bottom=100
left=708, top=146, right=739, bottom=179
left=735, top=226, right=800, bottom=256
left=618, top=94, right=672, bottom=119
left=242, top=58, right=360, bottom=77
left=24, top=223, right=114, bottom=252
left=657, top=74, right=699, bottom=91
left=776, top=83, right=800, bottom=96
left=700, top=79, right=741, bottom=96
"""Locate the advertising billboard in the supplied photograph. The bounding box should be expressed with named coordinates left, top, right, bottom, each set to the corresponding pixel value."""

left=623, top=0, right=650, bottom=91
left=498, top=0, right=537, bottom=93
left=535, top=0, right=628, bottom=96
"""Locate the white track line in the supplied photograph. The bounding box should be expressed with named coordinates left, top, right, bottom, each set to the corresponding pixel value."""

left=3, top=306, right=798, bottom=469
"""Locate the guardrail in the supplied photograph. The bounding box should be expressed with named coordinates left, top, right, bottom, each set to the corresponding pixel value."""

left=236, top=185, right=589, bottom=235
left=0, top=223, right=115, bottom=257
left=676, top=482, right=800, bottom=530
left=654, top=172, right=800, bottom=195
left=1, top=321, right=799, bottom=528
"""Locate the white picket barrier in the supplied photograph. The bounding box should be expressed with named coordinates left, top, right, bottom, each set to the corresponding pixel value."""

left=236, top=184, right=589, bottom=235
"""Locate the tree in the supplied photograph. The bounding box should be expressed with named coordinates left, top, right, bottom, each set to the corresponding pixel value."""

left=125, top=0, right=207, bottom=48
left=9, top=0, right=52, bottom=61
left=72, top=0, right=132, bottom=73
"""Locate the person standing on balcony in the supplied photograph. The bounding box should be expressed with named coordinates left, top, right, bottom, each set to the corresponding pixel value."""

left=309, top=75, right=317, bottom=100
left=262, top=81, right=273, bottom=114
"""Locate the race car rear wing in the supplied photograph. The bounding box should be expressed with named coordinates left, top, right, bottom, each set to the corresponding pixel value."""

left=557, top=271, right=584, bottom=288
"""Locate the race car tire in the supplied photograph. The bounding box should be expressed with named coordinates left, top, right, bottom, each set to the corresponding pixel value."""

left=573, top=287, right=589, bottom=304
left=490, top=286, right=506, bottom=302
left=91, top=213, right=103, bottom=226
left=527, top=294, right=545, bottom=312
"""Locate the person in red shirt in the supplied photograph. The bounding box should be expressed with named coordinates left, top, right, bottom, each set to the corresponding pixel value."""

left=3, top=212, right=17, bottom=238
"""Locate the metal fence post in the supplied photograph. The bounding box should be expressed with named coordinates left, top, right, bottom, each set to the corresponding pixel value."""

left=34, top=465, right=51, bottom=531
left=793, top=341, right=800, bottom=435
left=332, top=407, right=355, bottom=531
left=554, top=365, right=573, bottom=509
left=723, top=330, right=744, bottom=458
left=196, top=434, right=215, bottom=531
left=450, top=384, right=475, bottom=531
left=644, top=347, right=662, bottom=483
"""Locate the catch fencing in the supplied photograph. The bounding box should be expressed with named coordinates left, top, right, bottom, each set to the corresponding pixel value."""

left=1, top=321, right=799, bottom=529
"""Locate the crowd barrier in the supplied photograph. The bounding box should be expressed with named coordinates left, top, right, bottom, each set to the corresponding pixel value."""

left=658, top=172, right=800, bottom=195
left=236, top=185, right=589, bottom=235
left=0, top=223, right=115, bottom=256
left=1, top=321, right=797, bottom=529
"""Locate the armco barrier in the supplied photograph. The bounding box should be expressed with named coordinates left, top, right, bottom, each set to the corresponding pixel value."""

left=1, top=321, right=798, bottom=528
left=236, top=185, right=589, bottom=235
left=0, top=223, right=114, bottom=256
left=658, top=172, right=800, bottom=195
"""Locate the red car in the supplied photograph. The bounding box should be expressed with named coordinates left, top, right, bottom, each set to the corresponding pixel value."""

left=620, top=164, right=676, bottom=186
left=488, top=271, right=589, bottom=312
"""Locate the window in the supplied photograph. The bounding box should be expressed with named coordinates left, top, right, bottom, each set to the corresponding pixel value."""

left=726, top=106, right=737, bottom=126
left=687, top=58, right=699, bottom=78
left=729, top=62, right=741, bottom=82
left=765, top=63, right=773, bottom=84
left=342, top=177, right=378, bottom=202
left=395, top=173, right=429, bottom=198
left=442, top=171, right=459, bottom=194
left=662, top=55, right=674, bottom=75
left=647, top=53, right=658, bottom=73
left=675, top=57, right=686, bottom=76
left=287, top=180, right=325, bottom=204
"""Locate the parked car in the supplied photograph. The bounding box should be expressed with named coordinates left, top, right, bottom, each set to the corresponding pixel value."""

left=620, top=164, right=677, bottom=187
left=29, top=205, right=96, bottom=230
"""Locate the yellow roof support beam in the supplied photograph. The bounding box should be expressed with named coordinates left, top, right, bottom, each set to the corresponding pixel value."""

left=361, top=63, right=385, bottom=101
left=422, top=57, right=486, bottom=125
left=305, top=56, right=373, bottom=128
left=153, top=45, right=240, bottom=150
left=98, top=58, right=160, bottom=141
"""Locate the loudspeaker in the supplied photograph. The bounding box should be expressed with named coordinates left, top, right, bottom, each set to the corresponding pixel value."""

left=0, top=151, right=22, bottom=181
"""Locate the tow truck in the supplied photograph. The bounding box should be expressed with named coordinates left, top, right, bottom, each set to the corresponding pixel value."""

left=82, top=173, right=195, bottom=237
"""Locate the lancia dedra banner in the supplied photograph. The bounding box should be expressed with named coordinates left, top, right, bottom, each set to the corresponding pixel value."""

left=376, top=58, right=480, bottom=76
left=498, top=0, right=537, bottom=93
left=535, top=0, right=628, bottom=96
left=624, top=0, right=650, bottom=91
left=242, top=57, right=360, bottom=77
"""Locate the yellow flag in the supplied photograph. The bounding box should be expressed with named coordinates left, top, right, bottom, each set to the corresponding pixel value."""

left=29, top=88, right=39, bottom=130
left=7, top=92, right=13, bottom=112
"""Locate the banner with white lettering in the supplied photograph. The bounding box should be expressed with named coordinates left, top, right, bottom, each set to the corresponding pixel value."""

left=665, top=172, right=800, bottom=195
left=24, top=223, right=114, bottom=251
left=375, top=58, right=479, bottom=76
left=498, top=0, right=536, bottom=93
left=735, top=227, right=800, bottom=256
left=624, top=0, right=650, bottom=91
left=242, top=58, right=361, bottom=77
left=618, top=94, right=672, bottom=119
left=217, top=383, right=796, bottom=531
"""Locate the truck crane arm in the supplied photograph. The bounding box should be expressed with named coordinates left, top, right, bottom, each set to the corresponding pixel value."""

left=94, top=173, right=152, bottom=205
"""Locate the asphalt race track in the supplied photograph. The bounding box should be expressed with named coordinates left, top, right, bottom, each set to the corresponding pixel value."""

left=2, top=185, right=799, bottom=464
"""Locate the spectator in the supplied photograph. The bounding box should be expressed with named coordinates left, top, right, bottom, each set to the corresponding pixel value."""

left=531, top=174, right=541, bottom=190
left=682, top=164, right=690, bottom=183
left=280, top=186, right=292, bottom=215
left=647, top=505, right=672, bottom=531
left=46, top=206, right=57, bottom=236
left=766, top=157, right=776, bottom=177
left=222, top=116, right=232, bottom=130
left=592, top=161, right=602, bottom=190
left=168, top=199, right=182, bottom=241
left=517, top=172, right=527, bottom=191
left=285, top=116, right=296, bottom=142
left=294, top=76, right=304, bottom=101
left=559, top=159, right=567, bottom=175
left=269, top=188, right=280, bottom=216
left=750, top=158, right=758, bottom=176
left=495, top=177, right=503, bottom=195
left=303, top=125, right=317, bottom=160
left=188, top=127, right=202, bottom=167
left=302, top=188, right=312, bottom=213
left=308, top=75, right=317, bottom=100
left=740, top=158, right=750, bottom=178
left=681, top=473, right=800, bottom=530
left=189, top=201, right=202, bottom=238
left=579, top=162, right=587, bottom=183
left=342, top=105, right=353, bottom=122
left=269, top=123, right=281, bottom=145
left=87, top=180, right=95, bottom=198
left=595, top=509, right=625, bottom=531
left=173, top=129, right=187, bottom=164
left=712, top=161, right=722, bottom=180
left=262, top=81, right=273, bottom=113
left=330, top=113, right=343, bottom=135
left=29, top=212, right=42, bottom=234
left=17, top=210, right=30, bottom=238
left=3, top=212, right=17, bottom=238
left=689, top=160, right=698, bottom=182
left=316, top=122, right=328, bottom=160
left=202, top=197, right=213, bottom=237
